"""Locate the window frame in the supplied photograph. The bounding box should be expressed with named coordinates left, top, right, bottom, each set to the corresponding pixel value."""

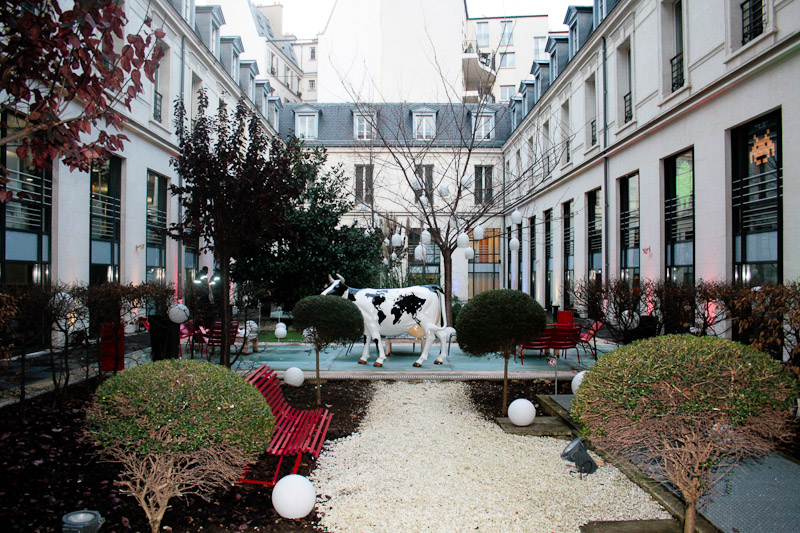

left=354, top=113, right=375, bottom=141
left=500, top=21, right=513, bottom=46
left=413, top=112, right=436, bottom=140
left=499, top=52, right=515, bottom=69
left=473, top=112, right=494, bottom=141
left=295, top=112, right=318, bottom=140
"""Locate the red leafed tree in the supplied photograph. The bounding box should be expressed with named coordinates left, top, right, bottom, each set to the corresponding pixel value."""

left=0, top=0, right=164, bottom=200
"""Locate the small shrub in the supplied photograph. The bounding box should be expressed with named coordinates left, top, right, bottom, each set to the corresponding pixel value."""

left=456, top=289, right=546, bottom=415
left=86, top=359, right=274, bottom=533
left=572, top=335, right=797, bottom=533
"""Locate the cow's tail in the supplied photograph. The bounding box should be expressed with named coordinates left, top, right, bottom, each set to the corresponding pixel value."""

left=435, top=285, right=447, bottom=328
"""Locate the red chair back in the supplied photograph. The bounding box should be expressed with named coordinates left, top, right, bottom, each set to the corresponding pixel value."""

left=205, top=321, right=239, bottom=347
left=556, top=310, right=574, bottom=325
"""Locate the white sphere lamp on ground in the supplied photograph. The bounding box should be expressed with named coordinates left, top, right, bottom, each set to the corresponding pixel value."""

left=457, top=232, right=470, bottom=248
left=274, top=322, right=287, bottom=340
left=272, top=475, right=316, bottom=519
left=571, top=370, right=587, bottom=395
left=473, top=224, right=485, bottom=241
left=167, top=303, right=191, bottom=324
left=509, top=237, right=520, bottom=252
left=511, top=208, right=523, bottom=225
left=284, top=367, right=305, bottom=387
left=508, top=398, right=537, bottom=426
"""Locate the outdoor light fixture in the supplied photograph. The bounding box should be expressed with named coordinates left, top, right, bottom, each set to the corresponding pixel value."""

left=561, top=437, right=598, bottom=477
left=457, top=232, right=470, bottom=248
left=509, top=237, right=520, bottom=251
left=62, top=510, right=105, bottom=532
left=391, top=232, right=402, bottom=247
left=421, top=229, right=432, bottom=244
left=511, top=208, right=522, bottom=225
left=414, top=244, right=426, bottom=261
left=464, top=246, right=475, bottom=260
left=473, top=224, right=485, bottom=240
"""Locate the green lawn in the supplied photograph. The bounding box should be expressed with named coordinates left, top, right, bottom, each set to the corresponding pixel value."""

left=258, top=330, right=305, bottom=342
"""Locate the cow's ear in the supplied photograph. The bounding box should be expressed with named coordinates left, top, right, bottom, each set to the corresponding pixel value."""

left=328, top=274, right=335, bottom=284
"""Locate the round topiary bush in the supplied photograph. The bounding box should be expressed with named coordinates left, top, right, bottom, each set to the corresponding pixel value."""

left=455, top=289, right=546, bottom=415
left=85, top=359, right=274, bottom=533
left=571, top=335, right=797, bottom=533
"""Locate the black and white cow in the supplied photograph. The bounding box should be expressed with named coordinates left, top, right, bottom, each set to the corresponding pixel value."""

left=321, top=274, right=452, bottom=367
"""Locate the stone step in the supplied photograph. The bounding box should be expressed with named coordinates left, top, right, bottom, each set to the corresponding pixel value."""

left=496, top=415, right=575, bottom=437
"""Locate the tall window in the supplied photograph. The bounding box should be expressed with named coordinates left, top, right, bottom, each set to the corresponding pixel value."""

left=741, top=0, right=765, bottom=45
left=500, top=21, right=513, bottom=46
left=295, top=113, right=318, bottom=139
left=563, top=201, right=574, bottom=309
left=529, top=216, right=536, bottom=299
left=408, top=229, right=440, bottom=285
left=354, top=113, right=374, bottom=140
left=90, top=157, right=121, bottom=284
left=414, top=164, right=434, bottom=205
left=499, top=52, right=515, bottom=68
left=1, top=113, right=51, bottom=285
left=475, top=165, right=493, bottom=205
left=732, top=111, right=782, bottom=285
left=585, top=75, right=597, bottom=146
left=413, top=113, right=435, bottom=140
left=670, top=1, right=685, bottom=92
left=506, top=225, right=512, bottom=289
left=618, top=42, right=633, bottom=124
left=310, top=46, right=316, bottom=60
left=544, top=210, right=553, bottom=311
left=308, top=79, right=316, bottom=91
left=620, top=173, right=640, bottom=284
left=500, top=85, right=515, bottom=102
left=146, top=171, right=168, bottom=285
left=533, top=37, right=547, bottom=60
left=474, top=113, right=494, bottom=140
left=587, top=188, right=602, bottom=283
left=355, top=164, right=374, bottom=205
left=476, top=22, right=489, bottom=47
left=517, top=225, right=523, bottom=291
left=665, top=149, right=694, bottom=284
left=469, top=228, right=500, bottom=298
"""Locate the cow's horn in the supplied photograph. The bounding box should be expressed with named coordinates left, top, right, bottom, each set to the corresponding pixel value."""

left=328, top=274, right=334, bottom=284
left=336, top=273, right=345, bottom=283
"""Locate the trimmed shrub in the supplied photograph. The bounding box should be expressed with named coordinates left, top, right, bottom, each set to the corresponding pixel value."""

left=86, top=359, right=274, bottom=532
left=572, top=335, right=797, bottom=533
left=456, top=289, right=546, bottom=415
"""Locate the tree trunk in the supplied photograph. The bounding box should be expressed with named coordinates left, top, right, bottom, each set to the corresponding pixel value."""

left=502, top=355, right=510, bottom=417
left=315, top=346, right=322, bottom=406
left=442, top=249, right=454, bottom=325
left=220, top=253, right=232, bottom=367
left=683, top=500, right=696, bottom=533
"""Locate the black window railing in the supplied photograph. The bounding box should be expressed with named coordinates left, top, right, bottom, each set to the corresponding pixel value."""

left=623, top=92, right=633, bottom=123
left=741, top=0, right=764, bottom=45
left=670, top=52, right=685, bottom=92
left=565, top=141, right=571, bottom=163
left=153, top=91, right=162, bottom=122
left=591, top=119, right=597, bottom=146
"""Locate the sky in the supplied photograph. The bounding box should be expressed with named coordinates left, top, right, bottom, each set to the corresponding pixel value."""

left=277, top=0, right=586, bottom=39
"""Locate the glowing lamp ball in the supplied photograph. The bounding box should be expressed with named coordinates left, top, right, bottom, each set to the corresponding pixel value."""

left=284, top=367, right=305, bottom=387
left=167, top=304, right=191, bottom=324
left=272, top=475, right=316, bottom=519
left=507, top=398, right=537, bottom=426
left=274, top=323, right=288, bottom=340
left=571, top=370, right=587, bottom=394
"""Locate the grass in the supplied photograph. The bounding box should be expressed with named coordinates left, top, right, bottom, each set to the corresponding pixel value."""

left=258, top=330, right=305, bottom=342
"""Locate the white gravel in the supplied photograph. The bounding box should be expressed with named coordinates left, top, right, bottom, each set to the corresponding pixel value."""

left=310, top=381, right=670, bottom=532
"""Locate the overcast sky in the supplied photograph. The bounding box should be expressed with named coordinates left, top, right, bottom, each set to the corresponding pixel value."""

left=278, top=0, right=587, bottom=39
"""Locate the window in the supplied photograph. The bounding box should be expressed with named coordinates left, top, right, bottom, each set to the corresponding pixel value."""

left=619, top=173, right=640, bottom=284
left=563, top=201, right=574, bottom=309
left=506, top=225, right=512, bottom=289
left=500, top=85, right=515, bottom=102
left=474, top=113, right=494, bottom=140
left=153, top=63, right=163, bottom=122
left=544, top=209, right=553, bottom=311
left=585, top=75, right=597, bottom=146
left=500, top=21, right=513, bottom=46
left=90, top=157, right=121, bottom=284
left=741, top=0, right=765, bottom=45
left=587, top=189, right=602, bottom=283
left=210, top=26, right=218, bottom=57
left=732, top=111, right=782, bottom=285
left=665, top=149, right=694, bottom=284
left=671, top=1, right=685, bottom=92
left=542, top=121, right=551, bottom=176
left=475, top=165, right=493, bottom=205
left=529, top=216, right=536, bottom=299
left=517, top=225, right=523, bottom=291
left=308, top=79, right=316, bottom=91
left=354, top=113, right=374, bottom=140
left=469, top=228, right=500, bottom=298
left=533, top=37, right=547, bottom=60
left=499, top=52, right=515, bottom=68
left=515, top=149, right=522, bottom=179
left=561, top=100, right=571, bottom=164
left=310, top=46, right=316, bottom=60
left=618, top=43, right=633, bottom=124
left=295, top=113, right=318, bottom=139
left=409, top=229, right=440, bottom=285
left=476, top=22, right=489, bottom=47
left=414, top=113, right=436, bottom=140
left=354, top=164, right=374, bottom=205
left=414, top=164, right=434, bottom=205
left=146, top=171, right=168, bottom=285
left=570, top=25, right=579, bottom=58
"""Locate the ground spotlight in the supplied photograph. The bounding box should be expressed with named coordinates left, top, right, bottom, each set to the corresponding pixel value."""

left=560, top=437, right=598, bottom=477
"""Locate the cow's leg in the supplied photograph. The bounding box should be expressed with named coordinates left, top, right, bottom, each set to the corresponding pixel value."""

left=433, top=329, right=451, bottom=364
left=413, top=333, right=436, bottom=367
left=358, top=333, right=371, bottom=364
left=373, top=334, right=388, bottom=367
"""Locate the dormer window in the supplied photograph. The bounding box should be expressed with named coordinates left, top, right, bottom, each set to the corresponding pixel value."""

left=473, top=112, right=494, bottom=140
left=412, top=109, right=436, bottom=140
left=294, top=106, right=320, bottom=139
left=354, top=113, right=374, bottom=140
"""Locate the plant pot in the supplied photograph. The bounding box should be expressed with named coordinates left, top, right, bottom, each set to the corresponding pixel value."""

left=100, top=322, right=125, bottom=371
left=148, top=314, right=180, bottom=360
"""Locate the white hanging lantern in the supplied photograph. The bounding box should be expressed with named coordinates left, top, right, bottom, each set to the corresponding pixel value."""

left=412, top=177, right=423, bottom=191
left=391, top=252, right=398, bottom=261
left=457, top=232, right=470, bottom=249
left=421, top=229, right=431, bottom=245
left=460, top=174, right=472, bottom=189
left=383, top=237, right=390, bottom=247
left=373, top=213, right=380, bottom=225
left=465, top=247, right=475, bottom=260
left=473, top=224, right=485, bottom=241
left=438, top=184, right=450, bottom=197
left=391, top=232, right=402, bottom=247
left=511, top=209, right=522, bottom=225
left=510, top=237, right=520, bottom=251
left=420, top=195, right=429, bottom=207
left=414, top=244, right=426, bottom=261
left=383, top=257, right=389, bottom=265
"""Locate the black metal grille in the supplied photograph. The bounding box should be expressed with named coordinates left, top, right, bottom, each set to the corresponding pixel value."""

left=623, top=92, right=633, bottom=123
left=153, top=91, right=163, bottom=122
left=91, top=191, right=121, bottom=241
left=146, top=207, right=167, bottom=247
left=591, top=119, right=597, bottom=146
left=741, top=0, right=764, bottom=45
left=670, top=52, right=684, bottom=92
left=620, top=208, right=640, bottom=250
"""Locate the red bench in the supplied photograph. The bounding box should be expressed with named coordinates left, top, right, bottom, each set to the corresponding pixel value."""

left=239, top=364, right=333, bottom=486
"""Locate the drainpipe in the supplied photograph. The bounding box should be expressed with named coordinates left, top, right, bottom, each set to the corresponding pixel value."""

left=177, top=35, right=185, bottom=299
left=602, top=36, right=610, bottom=282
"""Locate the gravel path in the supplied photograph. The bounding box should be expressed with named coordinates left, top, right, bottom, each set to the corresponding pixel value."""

left=311, top=381, right=670, bottom=532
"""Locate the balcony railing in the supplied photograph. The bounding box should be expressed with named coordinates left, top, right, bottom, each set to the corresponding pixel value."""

left=623, top=91, right=633, bottom=123
left=153, top=91, right=162, bottom=122
left=591, top=119, right=597, bottom=146
left=670, top=52, right=685, bottom=92
left=741, top=0, right=764, bottom=45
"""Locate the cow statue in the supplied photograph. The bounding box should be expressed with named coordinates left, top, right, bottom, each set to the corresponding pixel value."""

left=321, top=274, right=452, bottom=367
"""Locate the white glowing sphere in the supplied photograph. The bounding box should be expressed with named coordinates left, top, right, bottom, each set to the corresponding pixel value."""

left=509, top=237, right=520, bottom=251
left=274, top=325, right=287, bottom=340
left=457, top=232, right=470, bottom=248
left=276, top=322, right=286, bottom=330
left=414, top=244, right=426, bottom=261
left=464, top=247, right=475, bottom=260
left=571, top=370, right=587, bottom=395
left=460, top=174, right=472, bottom=188
left=473, top=225, right=485, bottom=241
left=511, top=208, right=523, bottom=224
left=284, top=367, right=305, bottom=387
left=272, top=475, right=316, bottom=519
left=508, top=398, right=537, bottom=426
left=391, top=233, right=402, bottom=247
left=421, top=229, right=431, bottom=244
left=167, top=304, right=191, bottom=324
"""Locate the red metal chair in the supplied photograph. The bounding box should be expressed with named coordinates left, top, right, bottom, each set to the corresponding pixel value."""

left=200, top=321, right=239, bottom=361
left=557, top=310, right=575, bottom=325
left=578, top=320, right=603, bottom=360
